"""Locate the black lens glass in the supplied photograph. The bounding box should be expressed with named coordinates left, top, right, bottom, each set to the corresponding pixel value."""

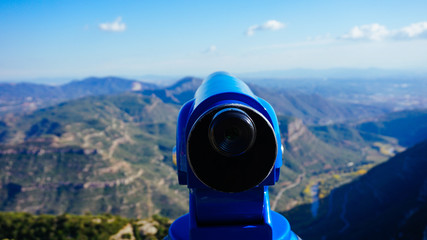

left=225, top=126, right=240, bottom=140
left=209, top=108, right=256, bottom=157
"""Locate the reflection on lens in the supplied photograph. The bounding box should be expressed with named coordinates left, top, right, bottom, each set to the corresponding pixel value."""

left=208, top=108, right=256, bottom=157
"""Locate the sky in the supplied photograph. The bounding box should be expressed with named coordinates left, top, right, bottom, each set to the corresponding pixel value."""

left=1, top=0, right=427, bottom=83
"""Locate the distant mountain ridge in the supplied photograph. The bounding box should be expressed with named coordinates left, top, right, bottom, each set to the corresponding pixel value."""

left=140, top=77, right=202, bottom=104
left=357, top=109, right=427, bottom=147
left=61, top=77, right=158, bottom=98
left=239, top=68, right=427, bottom=79
left=0, top=76, right=158, bottom=114
left=1, top=75, right=392, bottom=125
left=250, top=84, right=389, bottom=125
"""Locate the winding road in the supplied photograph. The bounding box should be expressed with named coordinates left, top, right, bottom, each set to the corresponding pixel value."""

left=271, top=172, right=304, bottom=211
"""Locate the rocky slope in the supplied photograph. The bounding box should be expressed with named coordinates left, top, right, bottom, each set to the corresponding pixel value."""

left=0, top=93, right=187, bottom=219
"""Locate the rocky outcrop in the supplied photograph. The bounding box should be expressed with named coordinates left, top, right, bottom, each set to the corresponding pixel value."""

left=137, top=220, right=158, bottom=236
left=280, top=117, right=315, bottom=145
left=109, top=223, right=135, bottom=240
left=286, top=118, right=310, bottom=143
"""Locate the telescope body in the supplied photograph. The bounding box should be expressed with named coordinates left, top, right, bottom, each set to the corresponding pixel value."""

left=169, top=72, right=298, bottom=240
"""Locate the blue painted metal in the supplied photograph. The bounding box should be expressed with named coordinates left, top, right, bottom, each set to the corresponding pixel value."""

left=169, top=72, right=299, bottom=240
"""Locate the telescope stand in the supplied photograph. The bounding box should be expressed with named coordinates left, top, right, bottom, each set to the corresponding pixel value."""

left=168, top=187, right=299, bottom=240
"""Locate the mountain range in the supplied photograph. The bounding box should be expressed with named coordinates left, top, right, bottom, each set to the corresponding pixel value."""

left=0, top=76, right=392, bottom=125
left=239, top=68, right=427, bottom=79
left=0, top=76, right=393, bottom=218
left=357, top=109, right=427, bottom=147
left=0, top=77, right=157, bottom=114
left=0, top=75, right=426, bottom=239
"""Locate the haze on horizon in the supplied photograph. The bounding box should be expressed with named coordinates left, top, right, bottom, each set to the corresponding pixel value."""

left=1, top=0, right=427, bottom=83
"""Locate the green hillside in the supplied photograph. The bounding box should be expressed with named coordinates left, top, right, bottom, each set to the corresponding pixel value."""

left=0, top=93, right=187, bottom=219
left=0, top=211, right=171, bottom=240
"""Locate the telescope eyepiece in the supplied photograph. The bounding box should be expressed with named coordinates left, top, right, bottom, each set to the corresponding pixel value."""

left=187, top=104, right=277, bottom=192
left=209, top=108, right=256, bottom=157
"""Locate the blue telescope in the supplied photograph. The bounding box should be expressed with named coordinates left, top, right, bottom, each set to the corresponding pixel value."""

left=168, top=72, right=299, bottom=240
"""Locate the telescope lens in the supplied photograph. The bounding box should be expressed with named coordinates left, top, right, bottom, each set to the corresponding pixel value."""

left=209, top=108, right=256, bottom=157
left=188, top=104, right=277, bottom=192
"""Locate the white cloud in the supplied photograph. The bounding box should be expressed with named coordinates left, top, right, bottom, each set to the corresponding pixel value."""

left=246, top=20, right=285, bottom=36
left=203, top=45, right=217, bottom=54
left=99, top=17, right=126, bottom=32
left=393, top=22, right=427, bottom=39
left=341, top=23, right=389, bottom=41
left=341, top=22, right=427, bottom=41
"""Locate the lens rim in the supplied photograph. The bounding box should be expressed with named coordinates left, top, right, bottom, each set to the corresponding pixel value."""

left=187, top=104, right=278, bottom=193
left=208, top=108, right=256, bottom=157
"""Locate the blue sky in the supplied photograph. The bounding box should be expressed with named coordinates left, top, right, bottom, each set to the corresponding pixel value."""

left=1, top=0, right=427, bottom=82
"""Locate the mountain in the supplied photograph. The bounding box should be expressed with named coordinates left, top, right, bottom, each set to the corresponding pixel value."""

left=1, top=75, right=391, bottom=125
left=250, top=84, right=389, bottom=125
left=140, top=77, right=390, bottom=125
left=357, top=109, right=427, bottom=147
left=242, top=76, right=427, bottom=112
left=0, top=76, right=415, bottom=222
left=239, top=68, right=427, bottom=79
left=0, top=93, right=188, bottom=219
left=0, top=83, right=60, bottom=113
left=0, top=77, right=157, bottom=115
left=140, top=77, right=202, bottom=104
left=2, top=75, right=427, bottom=240
left=0, top=92, right=397, bottom=219
left=284, top=139, right=427, bottom=240
left=269, top=116, right=400, bottom=212
left=0, top=75, right=405, bottom=219
left=60, top=77, right=157, bottom=99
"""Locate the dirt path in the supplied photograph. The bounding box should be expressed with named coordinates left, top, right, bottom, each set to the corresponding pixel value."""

left=144, top=179, right=154, bottom=217
left=107, top=121, right=134, bottom=160
left=271, top=172, right=304, bottom=211
left=82, top=131, right=105, bottom=148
